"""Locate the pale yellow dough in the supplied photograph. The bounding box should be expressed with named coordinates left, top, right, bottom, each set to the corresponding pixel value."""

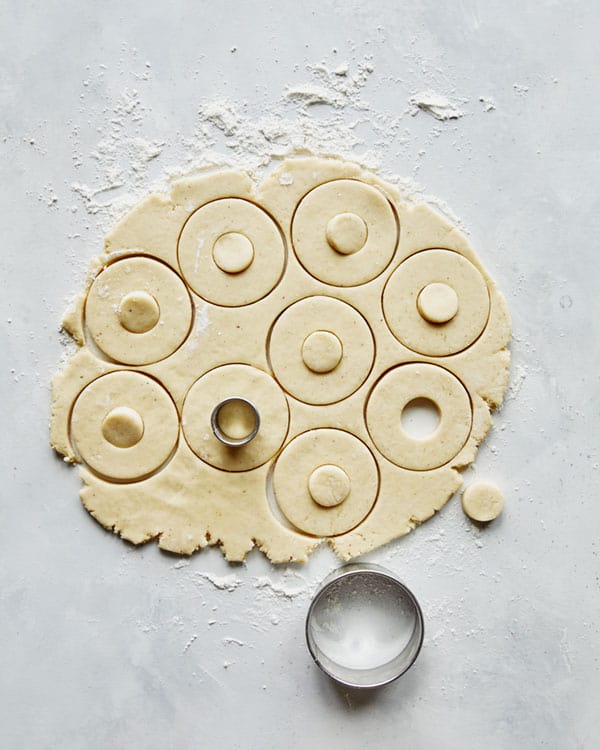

left=51, top=155, right=511, bottom=563
left=462, top=481, right=504, bottom=522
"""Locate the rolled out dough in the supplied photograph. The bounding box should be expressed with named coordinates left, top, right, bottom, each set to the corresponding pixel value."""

left=50, top=155, right=511, bottom=563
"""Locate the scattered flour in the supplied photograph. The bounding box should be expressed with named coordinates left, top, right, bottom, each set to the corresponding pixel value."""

left=197, top=572, right=243, bottom=592
left=65, top=55, right=484, bottom=242
left=410, top=91, right=465, bottom=121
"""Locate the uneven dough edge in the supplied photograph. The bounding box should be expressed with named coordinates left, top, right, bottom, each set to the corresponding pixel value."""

left=51, top=154, right=511, bottom=563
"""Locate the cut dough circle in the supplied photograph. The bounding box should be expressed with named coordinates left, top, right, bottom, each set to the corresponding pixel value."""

left=178, top=198, right=285, bottom=306
left=85, top=256, right=192, bottom=365
left=182, top=364, right=289, bottom=472
left=383, top=249, right=490, bottom=356
left=292, top=179, right=397, bottom=286
left=301, top=330, right=343, bottom=374
left=268, top=296, right=374, bottom=405
left=417, top=282, right=458, bottom=324
left=272, top=429, right=379, bottom=536
left=366, top=363, right=472, bottom=470
left=308, top=464, right=351, bottom=508
left=101, top=406, right=145, bottom=448
left=326, top=212, right=368, bottom=255
left=462, top=482, right=504, bottom=522
left=117, top=291, right=160, bottom=333
left=70, top=371, right=179, bottom=481
left=212, top=232, right=254, bottom=274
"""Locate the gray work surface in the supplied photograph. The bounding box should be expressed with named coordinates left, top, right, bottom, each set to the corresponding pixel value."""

left=1, top=2, right=598, bottom=748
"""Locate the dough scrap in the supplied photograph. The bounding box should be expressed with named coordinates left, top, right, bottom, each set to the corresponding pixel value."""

left=50, top=155, right=511, bottom=562
left=462, top=481, right=504, bottom=522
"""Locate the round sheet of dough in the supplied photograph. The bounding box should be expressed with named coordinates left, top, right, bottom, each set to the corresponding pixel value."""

left=366, top=363, right=472, bottom=470
left=272, top=429, right=379, bottom=537
left=85, top=256, right=193, bottom=365
left=178, top=198, right=285, bottom=306
left=291, top=179, right=398, bottom=286
left=70, top=371, right=180, bottom=481
left=462, top=482, right=504, bottom=522
left=268, top=296, right=374, bottom=405
left=182, top=364, right=289, bottom=471
left=382, top=249, right=490, bottom=356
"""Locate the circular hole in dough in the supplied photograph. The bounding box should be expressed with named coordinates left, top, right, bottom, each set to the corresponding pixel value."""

left=400, top=397, right=441, bottom=440
left=117, top=291, right=161, bottom=333
left=212, top=232, right=255, bottom=274
left=417, top=282, right=458, bottom=324
left=462, top=482, right=504, bottom=522
left=292, top=179, right=397, bottom=286
left=325, top=212, right=368, bottom=255
left=301, top=330, right=343, bottom=374
left=101, top=406, right=145, bottom=448
left=85, top=256, right=192, bottom=366
left=366, top=363, right=472, bottom=471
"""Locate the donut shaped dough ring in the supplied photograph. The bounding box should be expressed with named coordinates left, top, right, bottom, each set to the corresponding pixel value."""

left=291, top=179, right=398, bottom=286
left=85, top=256, right=193, bottom=366
left=272, top=429, right=379, bottom=537
left=70, top=371, right=180, bottom=481
left=366, top=363, right=472, bottom=470
left=383, top=249, right=490, bottom=356
left=268, top=296, right=375, bottom=405
left=182, top=364, right=289, bottom=472
left=177, top=198, right=286, bottom=306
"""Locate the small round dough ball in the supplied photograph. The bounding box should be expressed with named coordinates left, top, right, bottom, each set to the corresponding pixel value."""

left=101, top=406, right=145, bottom=448
left=326, top=212, right=368, bottom=255
left=308, top=465, right=351, bottom=508
left=302, top=330, right=343, bottom=374
left=417, top=282, right=459, bottom=324
left=212, top=232, right=254, bottom=274
left=462, top=482, right=504, bottom=522
left=117, top=291, right=161, bottom=333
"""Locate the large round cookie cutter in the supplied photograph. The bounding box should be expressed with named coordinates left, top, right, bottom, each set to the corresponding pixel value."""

left=305, top=563, right=424, bottom=689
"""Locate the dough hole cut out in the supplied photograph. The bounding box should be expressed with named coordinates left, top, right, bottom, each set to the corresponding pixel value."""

left=366, top=363, right=472, bottom=470
left=383, top=249, right=490, bottom=356
left=85, top=256, right=192, bottom=366
left=326, top=212, right=368, bottom=255
left=292, top=179, right=397, bottom=286
left=462, top=482, right=504, bottom=522
left=117, top=291, right=160, bottom=333
left=101, top=406, right=145, bottom=448
left=273, top=429, right=379, bottom=537
left=178, top=198, right=285, bottom=306
left=400, top=397, right=441, bottom=440
left=417, top=282, right=458, bottom=324
left=308, top=464, right=351, bottom=508
left=212, top=232, right=255, bottom=274
left=301, top=330, right=343, bottom=374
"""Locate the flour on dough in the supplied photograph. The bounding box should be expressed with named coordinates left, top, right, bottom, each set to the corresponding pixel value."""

left=50, top=155, right=511, bottom=563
